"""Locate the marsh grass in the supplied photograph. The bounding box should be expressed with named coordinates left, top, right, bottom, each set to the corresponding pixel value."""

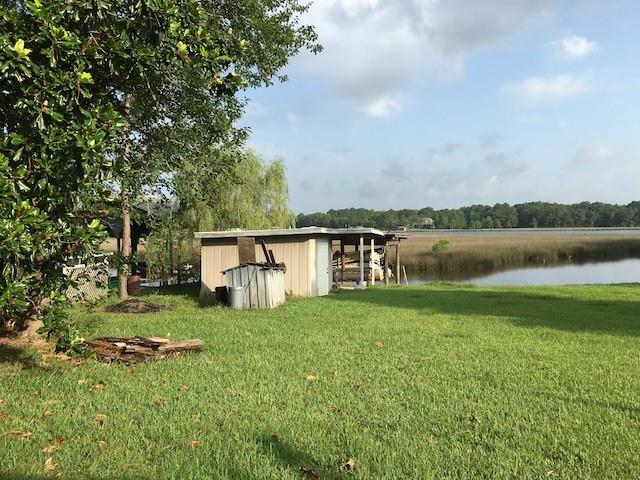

left=1, top=284, right=640, bottom=479
left=401, top=234, right=640, bottom=274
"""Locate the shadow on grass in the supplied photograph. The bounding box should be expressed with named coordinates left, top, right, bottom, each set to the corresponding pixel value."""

left=331, top=285, right=640, bottom=337
left=140, top=283, right=221, bottom=308
left=0, top=475, right=150, bottom=480
left=232, top=435, right=340, bottom=480
left=0, top=344, right=44, bottom=369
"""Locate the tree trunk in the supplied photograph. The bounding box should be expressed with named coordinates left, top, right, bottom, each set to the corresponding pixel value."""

left=117, top=93, right=132, bottom=300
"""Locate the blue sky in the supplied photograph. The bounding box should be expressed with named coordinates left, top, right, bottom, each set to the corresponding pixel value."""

left=242, top=0, right=640, bottom=213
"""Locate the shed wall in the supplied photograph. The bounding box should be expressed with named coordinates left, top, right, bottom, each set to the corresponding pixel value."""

left=200, top=236, right=316, bottom=297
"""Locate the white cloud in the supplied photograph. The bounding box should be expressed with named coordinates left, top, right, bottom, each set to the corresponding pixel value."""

left=506, top=74, right=591, bottom=104
left=573, top=142, right=615, bottom=164
left=293, top=0, right=558, bottom=115
left=359, top=95, right=403, bottom=117
left=556, top=35, right=597, bottom=59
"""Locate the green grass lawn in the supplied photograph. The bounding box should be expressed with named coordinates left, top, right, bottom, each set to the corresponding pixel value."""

left=1, top=284, right=640, bottom=479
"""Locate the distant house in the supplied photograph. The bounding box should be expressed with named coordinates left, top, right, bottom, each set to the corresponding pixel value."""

left=413, top=217, right=435, bottom=229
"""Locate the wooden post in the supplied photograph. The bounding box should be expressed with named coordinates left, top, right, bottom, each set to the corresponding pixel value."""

left=395, top=243, right=400, bottom=285
left=370, top=238, right=375, bottom=286
left=340, top=240, right=345, bottom=287
left=359, top=235, right=364, bottom=288
left=383, top=244, right=389, bottom=286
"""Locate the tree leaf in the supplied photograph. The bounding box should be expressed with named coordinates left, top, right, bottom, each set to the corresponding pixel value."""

left=44, top=457, right=57, bottom=472
left=90, top=381, right=106, bottom=393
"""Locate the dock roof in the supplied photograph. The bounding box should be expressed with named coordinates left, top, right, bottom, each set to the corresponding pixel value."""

left=195, top=226, right=389, bottom=240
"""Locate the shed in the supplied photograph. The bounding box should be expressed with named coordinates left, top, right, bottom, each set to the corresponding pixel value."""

left=196, top=227, right=404, bottom=298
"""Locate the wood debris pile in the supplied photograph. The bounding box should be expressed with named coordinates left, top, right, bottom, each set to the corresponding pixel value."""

left=87, top=336, right=204, bottom=365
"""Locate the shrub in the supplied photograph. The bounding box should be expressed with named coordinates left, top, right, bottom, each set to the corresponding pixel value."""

left=432, top=239, right=450, bottom=253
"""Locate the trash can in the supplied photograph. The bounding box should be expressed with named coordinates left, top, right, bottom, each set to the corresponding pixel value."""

left=229, top=286, right=244, bottom=310
left=127, top=275, right=141, bottom=296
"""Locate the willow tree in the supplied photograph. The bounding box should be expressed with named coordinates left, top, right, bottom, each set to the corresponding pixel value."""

left=145, top=151, right=295, bottom=280
left=181, top=150, right=295, bottom=231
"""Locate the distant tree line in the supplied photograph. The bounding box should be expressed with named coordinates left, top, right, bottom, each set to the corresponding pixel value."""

left=297, top=202, right=640, bottom=230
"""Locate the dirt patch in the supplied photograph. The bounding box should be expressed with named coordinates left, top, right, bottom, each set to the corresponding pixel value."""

left=105, top=300, right=169, bottom=314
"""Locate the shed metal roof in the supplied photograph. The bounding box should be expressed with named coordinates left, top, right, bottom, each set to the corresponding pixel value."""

left=194, top=226, right=388, bottom=240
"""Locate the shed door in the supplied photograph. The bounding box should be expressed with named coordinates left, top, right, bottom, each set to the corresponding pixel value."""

left=315, top=238, right=331, bottom=296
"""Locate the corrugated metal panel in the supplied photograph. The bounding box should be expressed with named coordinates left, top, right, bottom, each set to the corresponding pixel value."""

left=224, top=264, right=285, bottom=309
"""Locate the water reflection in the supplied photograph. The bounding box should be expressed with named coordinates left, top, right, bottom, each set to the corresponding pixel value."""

left=407, top=258, right=640, bottom=286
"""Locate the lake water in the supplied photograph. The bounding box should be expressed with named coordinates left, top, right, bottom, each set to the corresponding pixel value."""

left=407, top=258, right=640, bottom=286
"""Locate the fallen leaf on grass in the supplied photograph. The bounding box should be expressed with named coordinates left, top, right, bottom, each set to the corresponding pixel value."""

left=95, top=414, right=107, bottom=428
left=6, top=430, right=32, bottom=439
left=206, top=360, right=213, bottom=365
left=340, top=457, right=356, bottom=471
left=0, top=412, right=9, bottom=421
left=375, top=341, right=384, bottom=348
left=97, top=440, right=106, bottom=452
left=0, top=398, right=4, bottom=405
left=90, top=382, right=106, bottom=393
left=44, top=457, right=57, bottom=472
left=42, top=409, right=54, bottom=418
left=77, top=379, right=87, bottom=386
left=354, top=384, right=361, bottom=391
left=154, top=399, right=166, bottom=406
left=305, top=374, right=317, bottom=382
left=468, top=413, right=481, bottom=425
left=270, top=434, right=279, bottom=444
left=42, top=436, right=64, bottom=454
left=32, top=390, right=41, bottom=397
left=299, top=465, right=319, bottom=479
left=189, top=440, right=201, bottom=447
left=43, top=399, right=60, bottom=406
left=179, top=384, right=189, bottom=392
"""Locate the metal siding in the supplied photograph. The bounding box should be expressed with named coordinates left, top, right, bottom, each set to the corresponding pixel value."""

left=200, top=238, right=239, bottom=297
left=315, top=238, right=330, bottom=296
left=252, top=237, right=313, bottom=297
left=201, top=235, right=322, bottom=298
left=308, top=238, right=317, bottom=296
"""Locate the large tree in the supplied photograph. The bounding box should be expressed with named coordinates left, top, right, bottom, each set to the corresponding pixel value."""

left=0, top=0, right=247, bottom=348
left=113, top=0, right=320, bottom=299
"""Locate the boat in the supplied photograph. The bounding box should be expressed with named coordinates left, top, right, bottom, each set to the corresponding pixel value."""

left=332, top=250, right=391, bottom=282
